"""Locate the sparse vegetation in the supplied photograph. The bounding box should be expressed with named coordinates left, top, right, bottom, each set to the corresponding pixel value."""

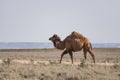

left=0, top=48, right=120, bottom=80
left=0, top=60, right=119, bottom=80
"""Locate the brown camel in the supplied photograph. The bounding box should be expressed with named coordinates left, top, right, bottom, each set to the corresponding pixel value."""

left=49, top=31, right=95, bottom=64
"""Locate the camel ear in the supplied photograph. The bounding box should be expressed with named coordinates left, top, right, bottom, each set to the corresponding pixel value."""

left=53, top=34, right=58, bottom=37
left=53, top=34, right=61, bottom=41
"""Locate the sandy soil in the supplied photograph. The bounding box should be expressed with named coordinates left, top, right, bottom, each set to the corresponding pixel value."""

left=0, top=48, right=120, bottom=63
left=0, top=48, right=120, bottom=80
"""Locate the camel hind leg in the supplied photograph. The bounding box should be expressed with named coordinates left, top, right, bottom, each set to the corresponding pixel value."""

left=88, top=49, right=95, bottom=63
left=85, top=43, right=95, bottom=63
left=83, top=48, right=87, bottom=60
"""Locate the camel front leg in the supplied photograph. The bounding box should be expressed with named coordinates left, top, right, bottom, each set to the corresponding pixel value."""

left=59, top=50, right=68, bottom=63
left=68, top=50, right=73, bottom=64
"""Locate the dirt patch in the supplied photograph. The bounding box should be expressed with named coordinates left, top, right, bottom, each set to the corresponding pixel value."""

left=0, top=59, right=119, bottom=67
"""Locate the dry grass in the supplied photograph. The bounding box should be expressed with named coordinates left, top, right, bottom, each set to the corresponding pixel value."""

left=0, top=48, right=120, bottom=80
left=0, top=61, right=120, bottom=80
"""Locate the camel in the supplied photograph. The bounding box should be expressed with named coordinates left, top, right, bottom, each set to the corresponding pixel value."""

left=49, top=31, right=95, bottom=64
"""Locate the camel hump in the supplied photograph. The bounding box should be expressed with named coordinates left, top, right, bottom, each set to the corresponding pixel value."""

left=63, top=31, right=85, bottom=42
left=71, top=31, right=84, bottom=39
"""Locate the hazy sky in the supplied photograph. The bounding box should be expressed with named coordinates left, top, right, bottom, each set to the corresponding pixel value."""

left=0, top=0, right=120, bottom=43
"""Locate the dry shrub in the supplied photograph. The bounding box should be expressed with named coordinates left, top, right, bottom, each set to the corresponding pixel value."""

left=112, top=64, right=120, bottom=70
left=38, top=73, right=53, bottom=80
left=3, top=58, right=11, bottom=65
left=56, top=72, right=67, bottom=80
left=66, top=76, right=79, bottom=80
left=19, top=70, right=36, bottom=79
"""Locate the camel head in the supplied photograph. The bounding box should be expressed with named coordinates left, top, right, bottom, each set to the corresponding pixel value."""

left=49, top=34, right=61, bottom=42
left=49, top=34, right=61, bottom=47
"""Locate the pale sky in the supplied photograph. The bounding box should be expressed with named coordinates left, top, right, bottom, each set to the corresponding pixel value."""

left=0, top=0, right=120, bottom=43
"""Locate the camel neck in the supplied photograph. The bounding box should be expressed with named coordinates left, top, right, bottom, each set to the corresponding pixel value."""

left=53, top=40, right=61, bottom=47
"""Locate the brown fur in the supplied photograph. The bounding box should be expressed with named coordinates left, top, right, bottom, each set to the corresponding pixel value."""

left=70, top=31, right=84, bottom=39
left=49, top=31, right=95, bottom=64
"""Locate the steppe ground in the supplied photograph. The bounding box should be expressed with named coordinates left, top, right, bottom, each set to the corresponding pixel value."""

left=0, top=48, right=120, bottom=80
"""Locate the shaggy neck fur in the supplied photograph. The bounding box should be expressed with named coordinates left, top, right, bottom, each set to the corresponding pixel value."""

left=53, top=40, right=65, bottom=50
left=53, top=40, right=59, bottom=47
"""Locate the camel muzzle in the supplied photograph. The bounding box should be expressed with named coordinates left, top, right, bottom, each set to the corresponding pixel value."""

left=49, top=37, right=52, bottom=41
